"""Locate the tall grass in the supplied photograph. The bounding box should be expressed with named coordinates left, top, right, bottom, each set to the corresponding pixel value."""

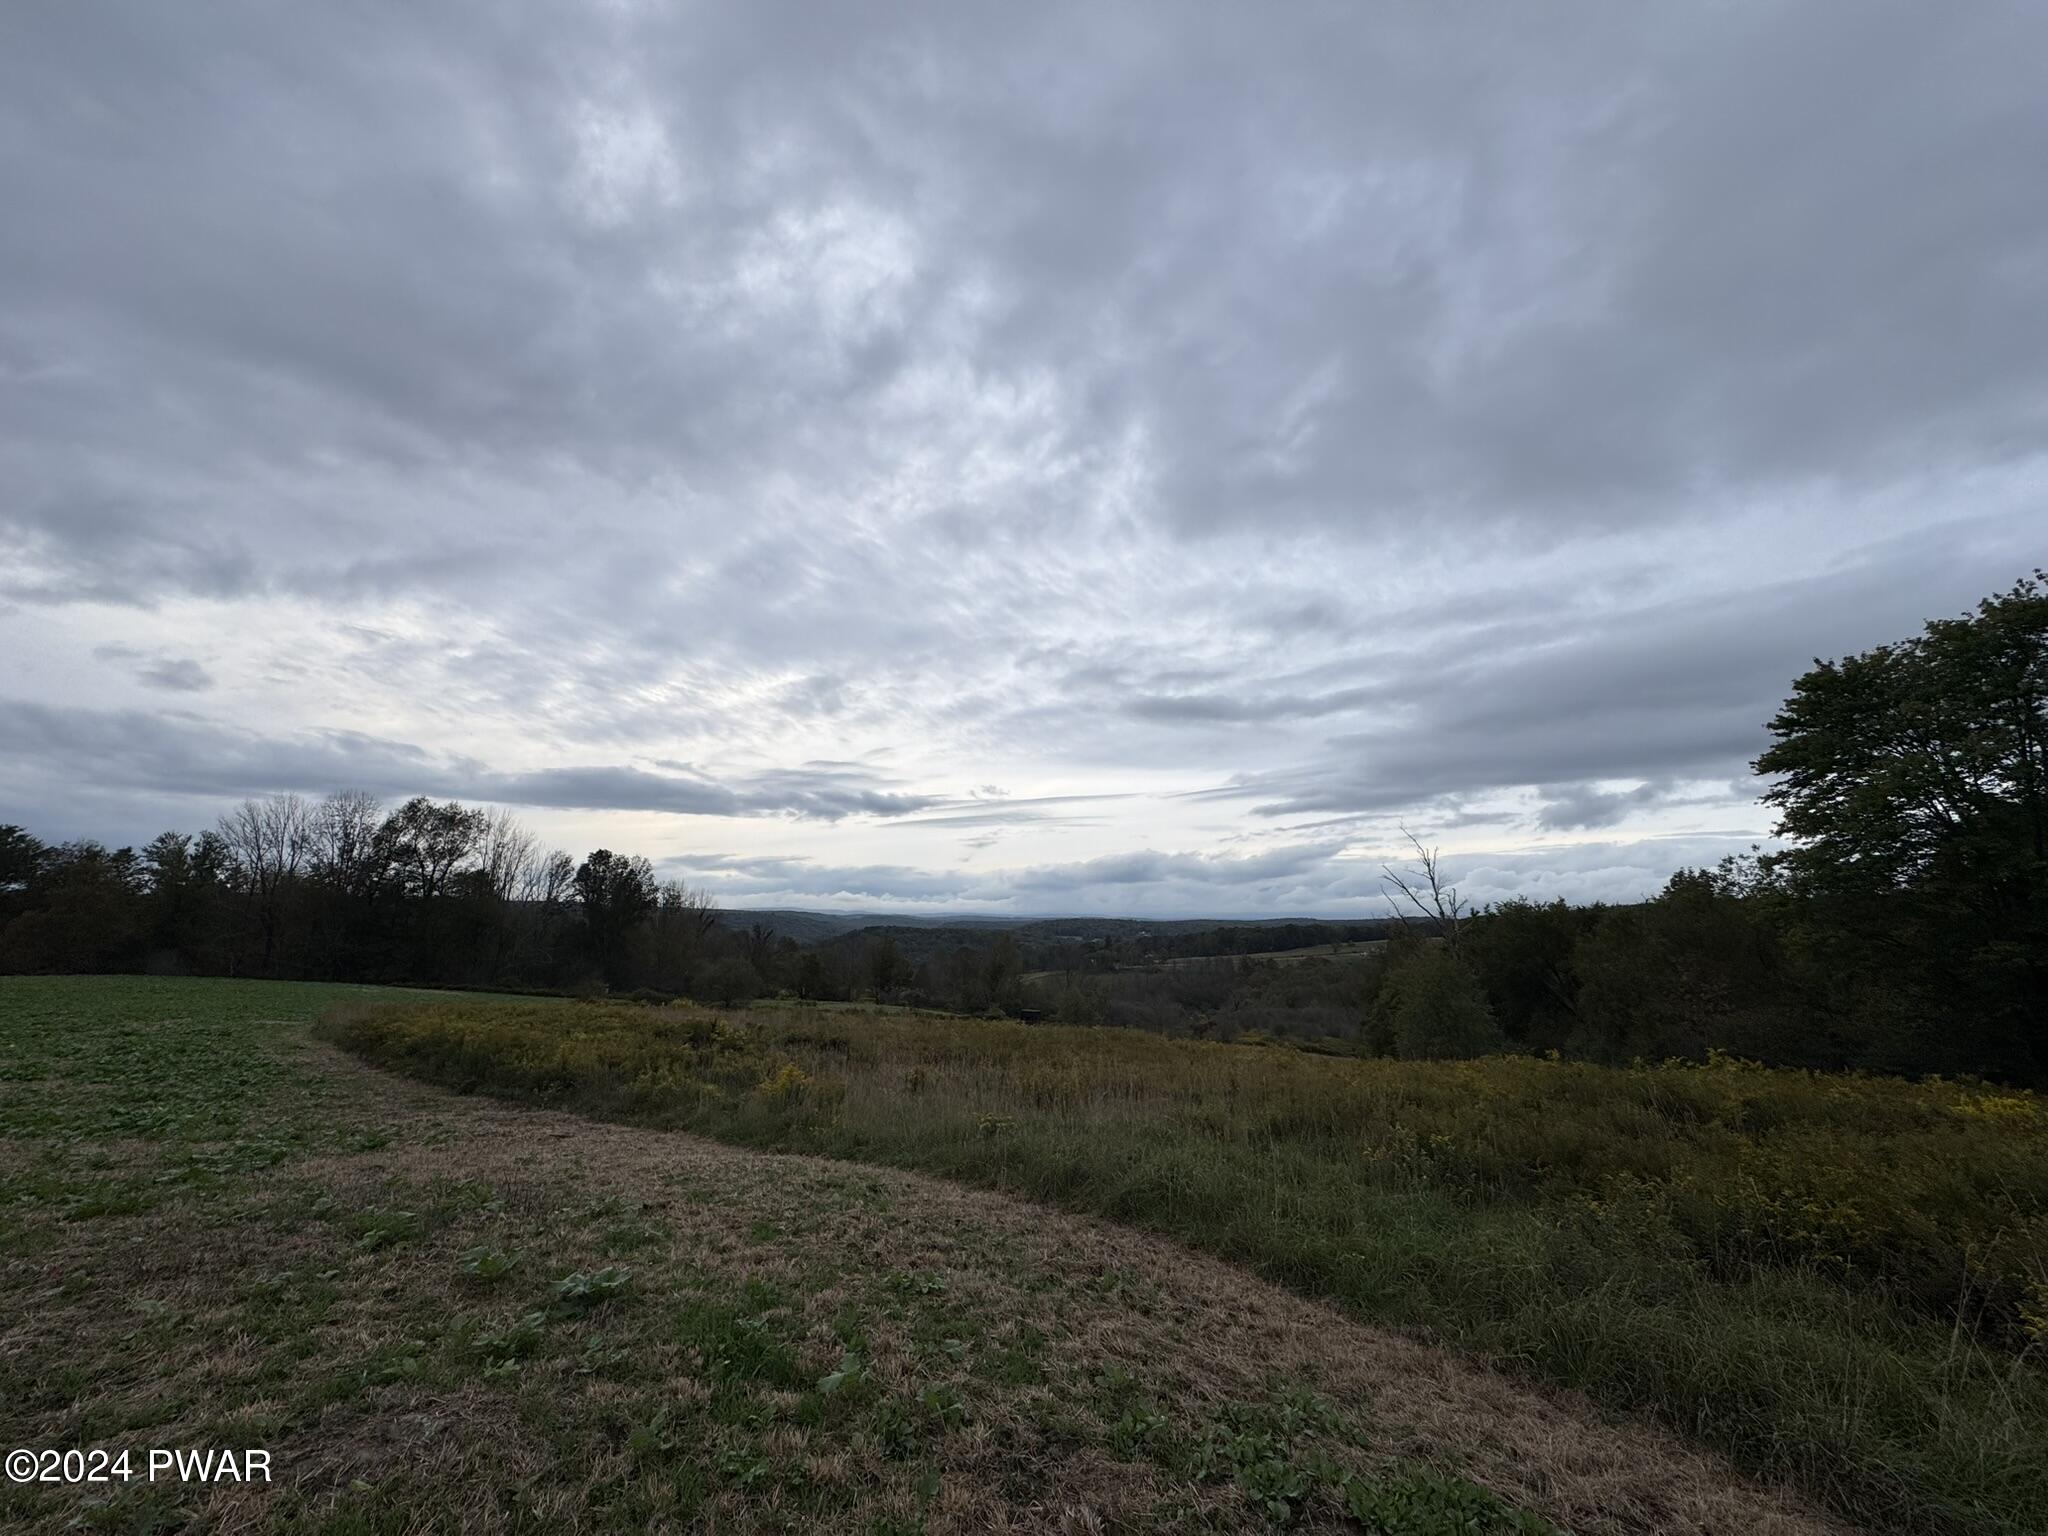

left=320, top=999, right=2048, bottom=1536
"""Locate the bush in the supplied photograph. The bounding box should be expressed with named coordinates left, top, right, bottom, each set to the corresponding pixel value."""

left=1381, top=947, right=1503, bottom=1061
left=698, top=957, right=761, bottom=1009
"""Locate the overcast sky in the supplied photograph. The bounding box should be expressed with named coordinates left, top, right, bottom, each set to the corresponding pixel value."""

left=3, top=3, right=2043, bottom=917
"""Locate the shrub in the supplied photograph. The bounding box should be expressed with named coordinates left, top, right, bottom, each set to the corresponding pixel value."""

left=699, top=957, right=762, bottom=1009
left=1381, top=948, right=1503, bottom=1061
left=757, top=1062, right=814, bottom=1105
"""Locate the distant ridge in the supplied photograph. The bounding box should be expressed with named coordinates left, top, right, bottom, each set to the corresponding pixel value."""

left=720, top=909, right=1397, bottom=947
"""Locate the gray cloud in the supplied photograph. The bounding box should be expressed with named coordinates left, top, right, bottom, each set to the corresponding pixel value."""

left=140, top=659, right=214, bottom=688
left=0, top=701, right=943, bottom=823
left=665, top=833, right=1768, bottom=918
left=1535, top=782, right=1669, bottom=833
left=3, top=3, right=2044, bottom=912
left=1127, top=686, right=1380, bottom=726
left=1181, top=523, right=2043, bottom=820
left=140, top=658, right=214, bottom=692
left=7, top=5, right=2045, bottom=596
left=93, top=644, right=213, bottom=691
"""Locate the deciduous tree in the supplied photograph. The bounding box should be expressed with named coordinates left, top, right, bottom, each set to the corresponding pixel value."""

left=216, top=794, right=313, bottom=974
left=1758, top=571, right=2048, bottom=1076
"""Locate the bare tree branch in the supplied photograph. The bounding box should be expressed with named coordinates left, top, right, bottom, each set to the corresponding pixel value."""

left=1380, top=826, right=1465, bottom=949
left=217, top=792, right=314, bottom=973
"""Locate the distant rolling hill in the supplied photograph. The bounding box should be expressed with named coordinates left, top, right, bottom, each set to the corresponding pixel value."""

left=713, top=909, right=1038, bottom=946
left=717, top=911, right=1406, bottom=968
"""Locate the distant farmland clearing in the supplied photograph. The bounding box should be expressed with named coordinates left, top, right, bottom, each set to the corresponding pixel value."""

left=1155, top=939, right=1391, bottom=967
left=1022, top=938, right=1389, bottom=984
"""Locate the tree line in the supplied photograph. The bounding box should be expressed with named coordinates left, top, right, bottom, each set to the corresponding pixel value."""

left=0, top=795, right=1033, bottom=1009
left=994, top=572, right=2048, bottom=1085
left=1361, top=572, right=2047, bottom=1084
left=4, top=572, right=2042, bottom=1082
left=0, top=793, right=731, bottom=996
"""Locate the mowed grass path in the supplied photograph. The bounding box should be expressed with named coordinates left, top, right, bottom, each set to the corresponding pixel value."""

left=0, top=977, right=1846, bottom=1535
left=323, top=997, right=2048, bottom=1536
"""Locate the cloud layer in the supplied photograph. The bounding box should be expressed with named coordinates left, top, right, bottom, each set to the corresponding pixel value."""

left=4, top=3, right=2043, bottom=915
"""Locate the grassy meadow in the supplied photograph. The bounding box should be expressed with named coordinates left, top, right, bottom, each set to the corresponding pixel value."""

left=320, top=996, right=2048, bottom=1536
left=8, top=974, right=1799, bottom=1536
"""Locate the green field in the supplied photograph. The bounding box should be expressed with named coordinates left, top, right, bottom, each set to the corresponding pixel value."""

left=320, top=993, right=2048, bottom=1536
left=1, top=975, right=1848, bottom=1536
left=1022, top=940, right=1389, bottom=985
left=1156, top=941, right=1390, bottom=968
